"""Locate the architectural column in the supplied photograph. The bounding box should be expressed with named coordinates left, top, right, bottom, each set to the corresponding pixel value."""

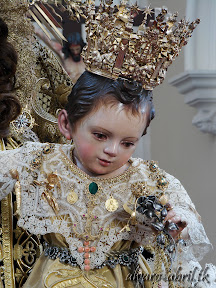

left=169, top=0, right=216, bottom=134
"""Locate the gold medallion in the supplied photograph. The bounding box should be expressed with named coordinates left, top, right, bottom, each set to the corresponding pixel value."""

left=67, top=190, right=78, bottom=205
left=105, top=196, right=119, bottom=212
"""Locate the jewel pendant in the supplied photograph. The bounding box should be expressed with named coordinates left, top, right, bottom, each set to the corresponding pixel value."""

left=105, top=196, right=119, bottom=212
left=67, top=190, right=78, bottom=204
left=89, top=182, right=98, bottom=195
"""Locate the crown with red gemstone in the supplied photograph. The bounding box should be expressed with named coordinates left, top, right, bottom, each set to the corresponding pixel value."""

left=82, top=0, right=200, bottom=90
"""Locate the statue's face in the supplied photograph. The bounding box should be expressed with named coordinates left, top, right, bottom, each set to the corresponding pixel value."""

left=69, top=103, right=148, bottom=178
left=69, top=44, right=82, bottom=62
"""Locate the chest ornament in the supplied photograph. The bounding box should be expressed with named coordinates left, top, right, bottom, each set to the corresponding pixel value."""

left=33, top=171, right=61, bottom=215
left=66, top=188, right=78, bottom=205
left=88, top=182, right=98, bottom=195
left=147, top=161, right=169, bottom=192
left=105, top=196, right=119, bottom=212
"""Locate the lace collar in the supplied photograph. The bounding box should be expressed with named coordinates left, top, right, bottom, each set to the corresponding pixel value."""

left=59, top=144, right=136, bottom=184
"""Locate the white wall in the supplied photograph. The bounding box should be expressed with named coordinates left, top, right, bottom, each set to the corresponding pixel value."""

left=138, top=0, right=216, bottom=265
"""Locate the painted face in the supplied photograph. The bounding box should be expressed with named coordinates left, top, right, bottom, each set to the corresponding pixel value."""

left=70, top=104, right=148, bottom=178
left=69, top=44, right=82, bottom=56
left=69, top=44, right=82, bottom=62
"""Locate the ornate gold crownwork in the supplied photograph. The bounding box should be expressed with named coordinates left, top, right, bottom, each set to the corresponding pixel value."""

left=82, top=0, right=200, bottom=90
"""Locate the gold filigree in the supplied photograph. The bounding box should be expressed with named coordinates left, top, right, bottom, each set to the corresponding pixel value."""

left=60, top=145, right=135, bottom=184
left=1, top=194, right=15, bottom=287
left=130, top=181, right=149, bottom=198
left=10, top=106, right=35, bottom=135
left=23, top=241, right=37, bottom=265
left=14, top=268, right=23, bottom=284
left=146, top=160, right=169, bottom=195
left=0, top=141, right=15, bottom=287
left=43, top=143, right=55, bottom=154
left=44, top=267, right=113, bottom=288
left=31, top=43, right=73, bottom=143
left=1, top=138, right=42, bottom=286
left=0, top=0, right=37, bottom=107
left=30, top=143, right=54, bottom=169
left=156, top=176, right=169, bottom=191
left=148, top=161, right=159, bottom=173
left=46, top=172, right=62, bottom=189
left=33, top=178, right=60, bottom=215
left=14, top=244, right=23, bottom=261
left=1, top=0, right=73, bottom=143
left=82, top=0, right=200, bottom=90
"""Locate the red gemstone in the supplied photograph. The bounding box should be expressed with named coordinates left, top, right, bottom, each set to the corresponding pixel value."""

left=78, top=247, right=84, bottom=253
left=84, top=253, right=90, bottom=259
left=84, top=265, right=90, bottom=271
left=90, top=246, right=96, bottom=252
left=84, top=259, right=90, bottom=265
left=85, top=247, right=90, bottom=252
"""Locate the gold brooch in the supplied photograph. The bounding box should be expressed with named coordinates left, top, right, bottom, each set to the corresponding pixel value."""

left=105, top=196, right=119, bottom=212
left=67, top=189, right=78, bottom=205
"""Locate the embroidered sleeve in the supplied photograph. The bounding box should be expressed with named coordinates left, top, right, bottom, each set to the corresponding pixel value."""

left=0, top=142, right=43, bottom=201
left=165, top=173, right=212, bottom=262
left=128, top=159, right=211, bottom=263
left=0, top=146, right=22, bottom=200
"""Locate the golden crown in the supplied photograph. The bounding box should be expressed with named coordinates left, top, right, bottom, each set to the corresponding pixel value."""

left=82, top=0, right=200, bottom=90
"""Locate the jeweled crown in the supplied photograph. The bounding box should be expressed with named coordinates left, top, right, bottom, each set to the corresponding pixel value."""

left=82, top=0, right=200, bottom=90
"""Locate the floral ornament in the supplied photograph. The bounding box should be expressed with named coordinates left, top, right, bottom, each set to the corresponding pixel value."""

left=130, top=181, right=149, bottom=198
left=136, top=195, right=186, bottom=259
left=33, top=172, right=61, bottom=215
left=30, top=143, right=54, bottom=169
left=149, top=162, right=169, bottom=189
left=11, top=106, right=35, bottom=134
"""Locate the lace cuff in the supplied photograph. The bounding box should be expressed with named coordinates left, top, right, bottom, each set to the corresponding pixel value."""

left=173, top=205, right=212, bottom=262
left=166, top=174, right=212, bottom=262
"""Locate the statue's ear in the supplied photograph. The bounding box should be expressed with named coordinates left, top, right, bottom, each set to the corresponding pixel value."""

left=58, top=109, right=73, bottom=140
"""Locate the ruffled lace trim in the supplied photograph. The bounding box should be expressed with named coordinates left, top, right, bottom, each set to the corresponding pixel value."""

left=0, top=142, right=212, bottom=270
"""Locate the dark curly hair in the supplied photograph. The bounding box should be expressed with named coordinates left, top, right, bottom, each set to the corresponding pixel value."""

left=0, top=17, right=21, bottom=138
left=65, top=71, right=155, bottom=135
